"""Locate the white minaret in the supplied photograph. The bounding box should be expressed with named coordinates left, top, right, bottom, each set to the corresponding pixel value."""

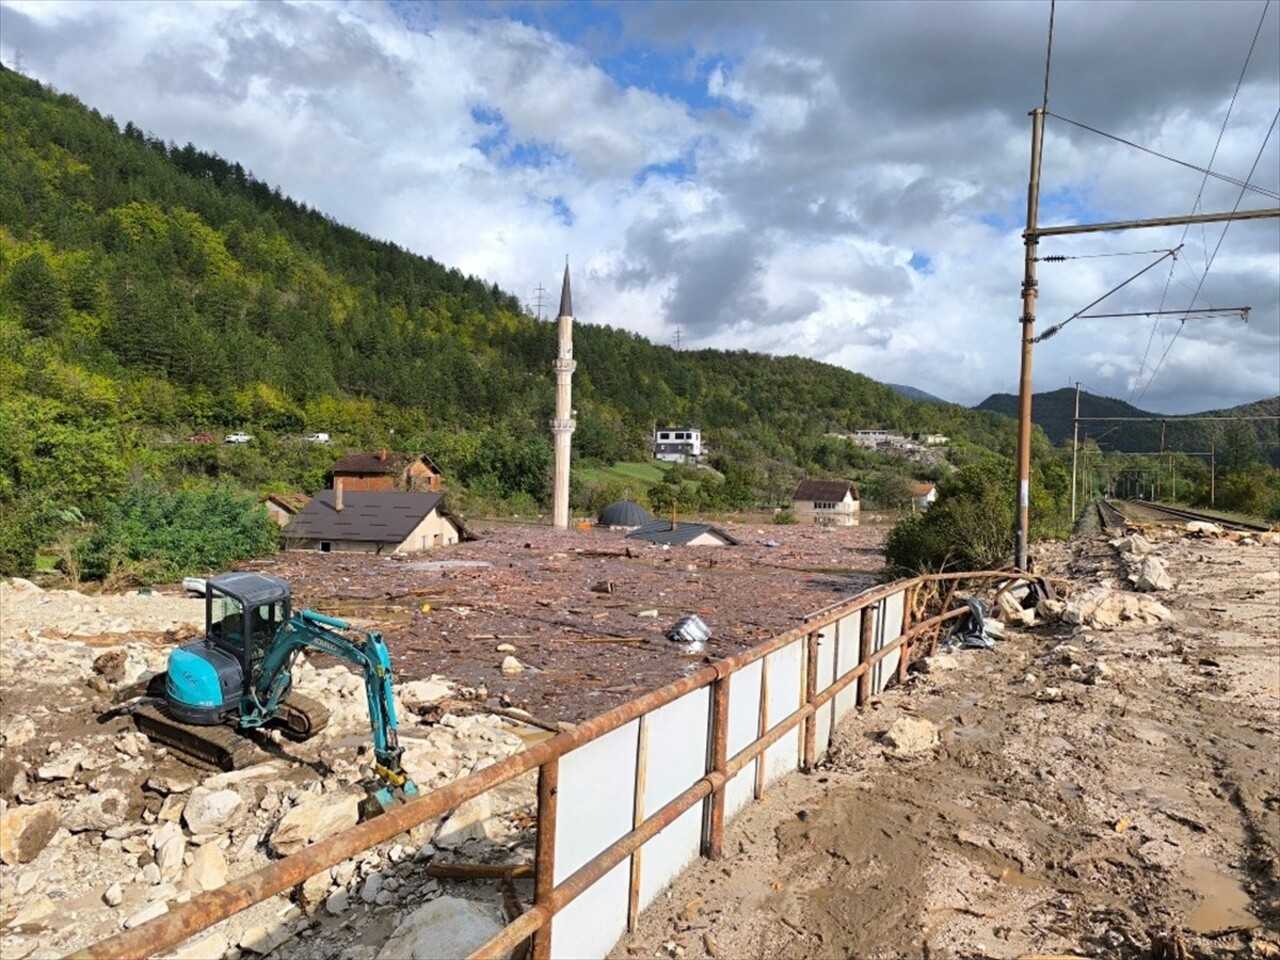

left=551, top=263, right=576, bottom=529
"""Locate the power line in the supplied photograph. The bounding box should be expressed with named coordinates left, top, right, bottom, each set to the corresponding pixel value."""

left=1035, top=247, right=1181, bottom=342
left=1132, top=0, right=1273, bottom=399
left=1046, top=113, right=1280, bottom=202
left=1041, top=0, right=1055, bottom=115
left=1038, top=248, right=1176, bottom=261
left=1135, top=105, right=1280, bottom=403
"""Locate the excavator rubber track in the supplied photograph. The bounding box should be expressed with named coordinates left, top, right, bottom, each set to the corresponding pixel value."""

left=133, top=704, right=262, bottom=771
left=133, top=692, right=331, bottom=771
left=275, top=691, right=330, bottom=741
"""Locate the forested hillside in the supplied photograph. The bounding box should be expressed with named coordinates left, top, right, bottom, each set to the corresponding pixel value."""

left=977, top=389, right=1280, bottom=466
left=0, top=66, right=1029, bottom=576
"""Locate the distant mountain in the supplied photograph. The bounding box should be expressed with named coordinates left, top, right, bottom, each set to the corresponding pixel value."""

left=976, top=389, right=1280, bottom=464
left=887, top=383, right=950, bottom=405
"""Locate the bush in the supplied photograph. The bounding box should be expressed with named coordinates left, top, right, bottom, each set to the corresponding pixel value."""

left=0, top=499, right=42, bottom=577
left=883, top=465, right=1014, bottom=574
left=80, top=486, right=278, bottom=583
left=773, top=509, right=797, bottom=525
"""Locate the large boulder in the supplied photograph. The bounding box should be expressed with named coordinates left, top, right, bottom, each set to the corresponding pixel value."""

left=375, top=897, right=505, bottom=960
left=399, top=678, right=454, bottom=711
left=183, top=788, right=244, bottom=835
left=1132, top=556, right=1174, bottom=592
left=269, top=792, right=360, bottom=857
left=0, top=801, right=61, bottom=865
left=434, top=794, right=494, bottom=849
left=881, top=717, right=940, bottom=757
left=64, top=789, right=131, bottom=833
left=186, top=844, right=229, bottom=892
left=1063, top=586, right=1174, bottom=629
left=152, top=820, right=187, bottom=883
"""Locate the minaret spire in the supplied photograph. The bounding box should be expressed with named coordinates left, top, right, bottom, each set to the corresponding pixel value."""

left=550, top=260, right=577, bottom=530
left=558, top=260, right=572, bottom=319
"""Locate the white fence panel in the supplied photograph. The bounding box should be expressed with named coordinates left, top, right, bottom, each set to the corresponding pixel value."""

left=724, top=658, right=762, bottom=820
left=833, top=610, right=861, bottom=723
left=873, top=591, right=905, bottom=694
left=637, top=688, right=711, bottom=911
left=763, top=641, right=803, bottom=787
left=552, top=720, right=639, bottom=960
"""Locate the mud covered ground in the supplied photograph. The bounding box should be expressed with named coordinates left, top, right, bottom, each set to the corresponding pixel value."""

left=261, top=520, right=887, bottom=723
left=612, top=524, right=1280, bottom=960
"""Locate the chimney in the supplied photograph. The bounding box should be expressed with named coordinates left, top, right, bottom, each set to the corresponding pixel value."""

left=334, top=477, right=344, bottom=512
left=379, top=448, right=387, bottom=462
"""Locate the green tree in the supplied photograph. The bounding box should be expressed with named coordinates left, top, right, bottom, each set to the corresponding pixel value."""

left=7, top=252, right=68, bottom=336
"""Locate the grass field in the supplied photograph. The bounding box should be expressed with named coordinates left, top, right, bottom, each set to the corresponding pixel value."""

left=575, top=460, right=671, bottom=487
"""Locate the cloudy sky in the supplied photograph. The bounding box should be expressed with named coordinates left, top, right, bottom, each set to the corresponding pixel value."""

left=2, top=0, right=1277, bottom=414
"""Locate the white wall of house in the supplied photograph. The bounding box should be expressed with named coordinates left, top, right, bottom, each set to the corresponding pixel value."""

left=792, top=491, right=860, bottom=526
left=686, top=530, right=730, bottom=546
left=402, top=509, right=460, bottom=551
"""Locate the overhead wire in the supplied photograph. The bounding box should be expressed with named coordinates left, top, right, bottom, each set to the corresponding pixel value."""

left=1034, top=247, right=1181, bottom=343
left=1131, top=0, right=1274, bottom=398
left=1135, top=103, right=1280, bottom=404
left=1038, top=247, right=1178, bottom=261
left=1046, top=113, right=1280, bottom=201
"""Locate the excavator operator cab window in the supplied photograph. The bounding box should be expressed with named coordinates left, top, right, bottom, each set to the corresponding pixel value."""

left=249, top=601, right=286, bottom=674
left=208, top=592, right=245, bottom=652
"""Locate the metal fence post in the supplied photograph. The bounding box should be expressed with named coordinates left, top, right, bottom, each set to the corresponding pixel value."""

left=754, top=657, right=769, bottom=800
left=627, top=716, right=649, bottom=932
left=531, top=759, right=559, bottom=960
left=802, top=630, right=819, bottom=771
left=705, top=674, right=729, bottom=859
left=897, top=585, right=916, bottom=685
left=857, top=604, right=876, bottom=706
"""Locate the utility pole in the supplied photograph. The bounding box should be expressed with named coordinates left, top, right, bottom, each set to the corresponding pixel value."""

left=531, top=283, right=547, bottom=321
left=1081, top=433, right=1088, bottom=507
left=1070, top=381, right=1081, bottom=520
left=1015, top=107, right=1045, bottom=571
left=1210, top=441, right=1216, bottom=507
left=1014, top=195, right=1279, bottom=566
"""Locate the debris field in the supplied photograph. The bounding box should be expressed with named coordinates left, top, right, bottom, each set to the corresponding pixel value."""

left=261, top=520, right=888, bottom=723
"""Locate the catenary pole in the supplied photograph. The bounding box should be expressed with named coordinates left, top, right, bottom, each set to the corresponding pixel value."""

left=1015, top=108, right=1045, bottom=571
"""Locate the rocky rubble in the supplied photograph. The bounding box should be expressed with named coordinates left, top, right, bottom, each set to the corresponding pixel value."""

left=0, top=578, right=540, bottom=960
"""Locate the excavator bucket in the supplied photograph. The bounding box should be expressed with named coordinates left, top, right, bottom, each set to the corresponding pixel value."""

left=360, top=778, right=420, bottom=820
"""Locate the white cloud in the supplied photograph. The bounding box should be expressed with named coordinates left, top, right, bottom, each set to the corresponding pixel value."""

left=0, top=0, right=1276, bottom=416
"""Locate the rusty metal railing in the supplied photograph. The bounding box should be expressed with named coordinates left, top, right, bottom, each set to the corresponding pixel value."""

left=71, top=570, right=1027, bottom=960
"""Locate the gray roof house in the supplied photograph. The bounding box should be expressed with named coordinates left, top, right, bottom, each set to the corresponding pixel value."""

left=626, top=520, right=740, bottom=547
left=281, top=488, right=466, bottom=554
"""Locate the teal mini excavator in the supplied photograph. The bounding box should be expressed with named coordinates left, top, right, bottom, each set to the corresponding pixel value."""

left=128, top=572, right=417, bottom=812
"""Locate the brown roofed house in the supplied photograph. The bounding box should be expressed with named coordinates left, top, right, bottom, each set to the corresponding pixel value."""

left=791, top=479, right=861, bottom=527
left=330, top=450, right=442, bottom=492
left=262, top=493, right=311, bottom=528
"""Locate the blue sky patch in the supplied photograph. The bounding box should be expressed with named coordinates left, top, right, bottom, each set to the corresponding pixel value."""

left=548, top=196, right=574, bottom=226
left=908, top=251, right=933, bottom=275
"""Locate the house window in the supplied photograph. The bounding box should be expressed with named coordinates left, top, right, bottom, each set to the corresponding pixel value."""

left=320, top=541, right=332, bottom=553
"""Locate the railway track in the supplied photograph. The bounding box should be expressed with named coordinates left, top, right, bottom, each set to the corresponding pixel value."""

left=1099, top=499, right=1274, bottom=533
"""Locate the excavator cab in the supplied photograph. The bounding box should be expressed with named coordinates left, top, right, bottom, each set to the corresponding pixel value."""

left=165, top=573, right=293, bottom=725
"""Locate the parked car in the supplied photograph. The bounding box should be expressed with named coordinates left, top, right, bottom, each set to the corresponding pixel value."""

left=224, top=432, right=253, bottom=444
left=304, top=432, right=331, bottom=443
left=188, top=433, right=214, bottom=443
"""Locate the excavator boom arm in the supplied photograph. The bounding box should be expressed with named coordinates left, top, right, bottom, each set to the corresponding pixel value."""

left=244, top=610, right=404, bottom=775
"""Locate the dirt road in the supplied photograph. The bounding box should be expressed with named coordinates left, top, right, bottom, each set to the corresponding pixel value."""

left=612, top=524, right=1280, bottom=959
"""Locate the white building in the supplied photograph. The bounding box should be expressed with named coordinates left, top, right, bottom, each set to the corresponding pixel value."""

left=653, top=427, right=703, bottom=463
